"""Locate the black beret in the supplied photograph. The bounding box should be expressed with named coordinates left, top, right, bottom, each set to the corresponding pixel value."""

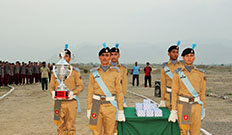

left=64, top=49, right=71, bottom=57
left=59, top=49, right=71, bottom=58
left=110, top=47, right=120, bottom=53
left=168, top=45, right=179, bottom=52
left=181, top=48, right=195, bottom=56
left=99, top=47, right=110, bottom=56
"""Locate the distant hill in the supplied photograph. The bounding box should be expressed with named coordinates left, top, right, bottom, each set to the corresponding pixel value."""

left=47, top=41, right=232, bottom=65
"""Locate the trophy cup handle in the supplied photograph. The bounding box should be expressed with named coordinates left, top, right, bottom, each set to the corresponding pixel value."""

left=67, top=65, right=73, bottom=79
left=53, top=65, right=59, bottom=80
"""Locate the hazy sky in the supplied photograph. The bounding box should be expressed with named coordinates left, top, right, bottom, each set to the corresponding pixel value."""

left=0, top=0, right=231, bottom=64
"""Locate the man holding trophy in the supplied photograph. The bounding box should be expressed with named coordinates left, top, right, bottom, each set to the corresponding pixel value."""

left=49, top=45, right=84, bottom=135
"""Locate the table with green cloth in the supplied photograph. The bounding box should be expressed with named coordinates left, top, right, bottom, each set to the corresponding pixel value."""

left=117, top=107, right=180, bottom=135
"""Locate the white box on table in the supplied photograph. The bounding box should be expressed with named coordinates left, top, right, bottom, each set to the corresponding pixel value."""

left=151, top=103, right=158, bottom=110
left=154, top=109, right=163, bottom=117
left=145, top=110, right=154, bottom=117
left=136, top=109, right=145, bottom=117
left=136, top=103, right=143, bottom=110
left=143, top=103, right=152, bottom=111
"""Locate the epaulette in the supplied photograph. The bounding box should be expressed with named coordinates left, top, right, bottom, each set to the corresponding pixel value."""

left=175, top=68, right=182, bottom=73
left=111, top=66, right=120, bottom=72
left=179, top=60, right=185, bottom=63
left=73, top=67, right=80, bottom=72
left=196, top=68, right=205, bottom=73
left=161, top=62, right=168, bottom=68
left=121, top=64, right=127, bottom=69
left=90, top=67, right=98, bottom=72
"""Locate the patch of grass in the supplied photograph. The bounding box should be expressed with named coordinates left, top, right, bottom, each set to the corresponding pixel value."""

left=0, top=86, right=11, bottom=91
left=225, top=93, right=232, bottom=96
left=206, top=89, right=212, bottom=93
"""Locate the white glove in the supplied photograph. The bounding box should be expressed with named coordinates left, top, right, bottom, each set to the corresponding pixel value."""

left=87, top=110, right=91, bottom=120
left=201, top=109, right=205, bottom=120
left=168, top=110, right=178, bottom=122
left=123, top=103, right=128, bottom=107
left=52, top=91, right=55, bottom=99
left=117, top=110, right=126, bottom=122
left=68, top=91, right=75, bottom=99
left=158, top=100, right=166, bottom=107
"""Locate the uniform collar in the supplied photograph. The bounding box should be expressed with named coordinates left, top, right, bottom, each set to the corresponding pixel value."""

left=100, top=65, right=110, bottom=72
left=110, top=62, right=121, bottom=67
left=168, top=60, right=180, bottom=65
left=182, top=65, right=197, bottom=72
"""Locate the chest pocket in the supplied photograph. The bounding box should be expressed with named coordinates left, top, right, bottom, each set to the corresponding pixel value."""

left=65, top=73, right=75, bottom=88
left=94, top=73, right=115, bottom=90
left=187, top=73, right=202, bottom=93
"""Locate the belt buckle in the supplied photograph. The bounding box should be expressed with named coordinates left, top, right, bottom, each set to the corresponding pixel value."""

left=189, top=98, right=194, bottom=103
left=100, top=97, right=106, bottom=101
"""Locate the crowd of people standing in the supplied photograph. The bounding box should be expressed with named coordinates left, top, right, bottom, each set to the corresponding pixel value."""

left=0, top=60, right=54, bottom=90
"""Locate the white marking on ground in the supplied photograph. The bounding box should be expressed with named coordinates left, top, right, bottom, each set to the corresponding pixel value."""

left=0, top=85, right=15, bottom=100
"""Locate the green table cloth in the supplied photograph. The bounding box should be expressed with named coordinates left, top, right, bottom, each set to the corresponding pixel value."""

left=117, top=107, right=180, bottom=135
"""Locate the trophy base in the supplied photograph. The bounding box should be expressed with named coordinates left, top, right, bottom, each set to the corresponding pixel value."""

left=55, top=91, right=69, bottom=100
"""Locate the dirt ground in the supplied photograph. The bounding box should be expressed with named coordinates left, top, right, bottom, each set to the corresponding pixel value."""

left=0, top=67, right=231, bottom=135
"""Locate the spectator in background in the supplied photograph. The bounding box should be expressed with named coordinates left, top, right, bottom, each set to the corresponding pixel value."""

left=32, top=62, right=36, bottom=83
left=21, top=62, right=26, bottom=85
left=40, top=61, right=50, bottom=90
left=26, top=62, right=33, bottom=84
left=39, top=62, right=42, bottom=82
left=14, top=61, right=21, bottom=85
left=0, top=63, right=4, bottom=88
left=132, top=61, right=140, bottom=86
left=34, top=62, right=40, bottom=83
left=9, top=63, right=15, bottom=85
left=4, top=62, right=10, bottom=86
left=47, top=63, right=51, bottom=82
left=144, top=62, right=152, bottom=88
left=48, top=63, right=55, bottom=82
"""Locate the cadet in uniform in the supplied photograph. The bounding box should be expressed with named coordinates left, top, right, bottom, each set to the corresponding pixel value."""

left=110, top=43, right=128, bottom=135
left=87, top=44, right=125, bottom=135
left=168, top=46, right=206, bottom=135
left=110, top=43, right=128, bottom=106
left=159, top=42, right=184, bottom=110
left=49, top=48, right=84, bottom=135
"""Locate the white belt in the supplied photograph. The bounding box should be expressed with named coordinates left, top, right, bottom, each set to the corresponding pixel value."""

left=93, top=94, right=115, bottom=101
left=166, top=88, right=172, bottom=93
left=179, top=96, right=200, bottom=103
